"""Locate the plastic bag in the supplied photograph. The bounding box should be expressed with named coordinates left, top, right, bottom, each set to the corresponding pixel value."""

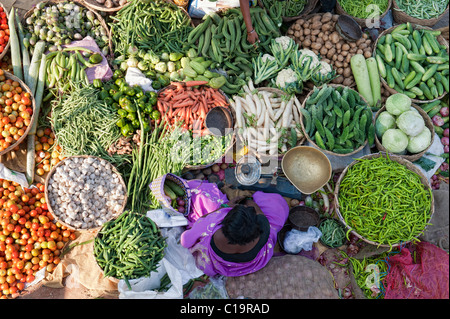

left=384, top=242, right=449, bottom=299
left=125, top=67, right=156, bottom=93
left=283, top=226, right=322, bottom=254
left=188, top=276, right=229, bottom=299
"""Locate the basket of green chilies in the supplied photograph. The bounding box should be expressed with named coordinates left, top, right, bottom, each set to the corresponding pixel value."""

left=94, top=211, right=166, bottom=286
left=334, top=152, right=434, bottom=251
left=335, top=0, right=392, bottom=28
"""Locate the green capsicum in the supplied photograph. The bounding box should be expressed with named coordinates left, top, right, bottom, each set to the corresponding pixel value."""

left=99, top=89, right=110, bottom=100
left=150, top=110, right=161, bottom=120
left=151, top=81, right=161, bottom=90
left=121, top=123, right=134, bottom=136
left=131, top=119, right=140, bottom=128
left=115, top=78, right=126, bottom=88
left=104, top=97, right=113, bottom=106
left=92, top=79, right=103, bottom=88
left=127, top=112, right=137, bottom=122
left=116, top=118, right=127, bottom=128
left=112, top=69, right=123, bottom=80
left=117, top=109, right=128, bottom=117
left=89, top=53, right=103, bottom=64
left=112, top=91, right=124, bottom=102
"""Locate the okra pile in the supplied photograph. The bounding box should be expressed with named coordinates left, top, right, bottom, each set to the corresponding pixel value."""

left=375, top=23, right=449, bottom=101
left=300, top=84, right=375, bottom=154
left=94, top=211, right=166, bottom=286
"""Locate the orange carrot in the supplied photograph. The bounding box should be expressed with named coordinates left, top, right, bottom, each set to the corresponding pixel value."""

left=184, top=81, right=208, bottom=87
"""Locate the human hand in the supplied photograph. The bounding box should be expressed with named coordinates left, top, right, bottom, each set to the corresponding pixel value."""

left=247, top=30, right=260, bottom=46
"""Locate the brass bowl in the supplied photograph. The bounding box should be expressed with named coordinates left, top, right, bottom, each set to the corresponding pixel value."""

left=281, top=146, right=332, bottom=195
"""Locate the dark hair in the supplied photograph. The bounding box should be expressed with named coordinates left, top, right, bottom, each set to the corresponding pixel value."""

left=220, top=205, right=262, bottom=245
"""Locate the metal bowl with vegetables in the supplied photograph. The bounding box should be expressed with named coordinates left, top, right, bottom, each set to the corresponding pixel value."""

left=44, top=155, right=128, bottom=233
left=23, top=0, right=113, bottom=58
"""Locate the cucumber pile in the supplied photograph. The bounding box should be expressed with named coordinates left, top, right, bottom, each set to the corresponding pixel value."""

left=187, top=7, right=281, bottom=95
left=164, top=178, right=187, bottom=214
left=375, top=23, right=449, bottom=102
left=300, top=84, right=375, bottom=154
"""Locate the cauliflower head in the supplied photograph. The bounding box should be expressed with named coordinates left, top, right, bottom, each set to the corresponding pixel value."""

left=275, top=68, right=303, bottom=94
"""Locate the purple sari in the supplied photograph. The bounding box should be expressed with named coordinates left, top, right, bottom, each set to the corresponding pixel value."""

left=180, top=180, right=289, bottom=277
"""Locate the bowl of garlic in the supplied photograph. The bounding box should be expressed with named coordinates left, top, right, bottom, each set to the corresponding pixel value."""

left=44, top=155, right=128, bottom=233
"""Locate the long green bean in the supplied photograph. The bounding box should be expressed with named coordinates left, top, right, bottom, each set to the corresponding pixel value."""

left=339, top=0, right=390, bottom=19
left=395, top=0, right=449, bottom=19
left=338, top=154, right=432, bottom=250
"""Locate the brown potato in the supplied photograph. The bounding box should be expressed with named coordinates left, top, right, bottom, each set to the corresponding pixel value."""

left=327, top=47, right=336, bottom=59
left=342, top=77, right=354, bottom=87
left=336, top=42, right=342, bottom=50
left=325, top=41, right=333, bottom=49
left=322, top=23, right=333, bottom=32
left=304, top=28, right=311, bottom=35
left=359, top=43, right=368, bottom=50
left=337, top=67, right=344, bottom=75
left=294, top=23, right=301, bottom=31
left=356, top=49, right=364, bottom=55
left=330, top=32, right=340, bottom=43
left=349, top=42, right=357, bottom=48
left=320, top=47, right=328, bottom=56
left=288, top=29, right=294, bottom=35
left=311, top=29, right=321, bottom=36
left=346, top=54, right=352, bottom=63
left=343, top=67, right=352, bottom=78
left=322, top=12, right=333, bottom=23
left=311, top=42, right=322, bottom=50
left=341, top=50, right=348, bottom=57
left=294, top=31, right=301, bottom=38
left=337, top=55, right=344, bottom=62
left=364, top=50, right=372, bottom=58
left=342, top=43, right=350, bottom=51
left=335, top=60, right=343, bottom=68
left=333, top=75, right=344, bottom=84
left=332, top=14, right=339, bottom=21
left=303, top=39, right=312, bottom=47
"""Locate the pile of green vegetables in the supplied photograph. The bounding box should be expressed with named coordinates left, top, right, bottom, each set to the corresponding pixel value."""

left=375, top=23, right=449, bottom=101
left=110, top=0, right=193, bottom=64
left=395, top=0, right=449, bottom=20
left=319, top=218, right=347, bottom=248
left=23, top=0, right=111, bottom=55
left=261, top=0, right=307, bottom=21
left=187, top=7, right=281, bottom=94
left=337, top=154, right=433, bottom=250
left=94, top=210, right=166, bottom=289
left=96, top=69, right=159, bottom=137
left=338, top=0, right=390, bottom=19
left=301, top=84, right=375, bottom=154
left=253, top=36, right=336, bottom=94
left=50, top=83, right=130, bottom=167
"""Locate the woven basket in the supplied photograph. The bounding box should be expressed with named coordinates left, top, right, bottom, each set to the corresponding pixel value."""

left=237, top=87, right=306, bottom=161
left=374, top=103, right=435, bottom=162
left=157, top=84, right=235, bottom=170
left=299, top=84, right=370, bottom=157
left=334, top=153, right=435, bottom=249
left=335, top=0, right=392, bottom=28
left=373, top=24, right=450, bottom=104
left=82, top=0, right=130, bottom=12
left=258, top=0, right=319, bottom=23
left=0, top=72, right=37, bottom=156
left=392, top=0, right=449, bottom=27
left=44, top=155, right=128, bottom=234
left=23, top=0, right=114, bottom=60
left=149, top=172, right=192, bottom=217
left=0, top=2, right=10, bottom=60
left=93, top=212, right=163, bottom=284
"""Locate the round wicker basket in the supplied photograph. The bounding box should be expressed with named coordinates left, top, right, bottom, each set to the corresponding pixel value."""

left=0, top=2, right=10, bottom=60
left=374, top=103, right=435, bottom=162
left=335, top=0, right=392, bottom=28
left=44, top=155, right=128, bottom=234
left=157, top=84, right=236, bottom=171
left=0, top=72, right=37, bottom=157
left=391, top=0, right=449, bottom=28
left=237, top=87, right=306, bottom=161
left=23, top=0, right=114, bottom=60
left=334, top=153, right=435, bottom=249
left=299, top=84, right=370, bottom=157
left=93, top=212, right=163, bottom=284
left=373, top=24, right=449, bottom=104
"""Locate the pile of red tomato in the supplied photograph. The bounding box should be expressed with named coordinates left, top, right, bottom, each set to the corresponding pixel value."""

left=0, top=179, right=77, bottom=299
left=0, top=69, right=34, bottom=152
left=0, top=6, right=8, bottom=55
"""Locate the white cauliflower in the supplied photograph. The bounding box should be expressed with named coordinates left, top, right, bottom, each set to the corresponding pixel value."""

left=274, top=36, right=295, bottom=50
left=298, top=49, right=320, bottom=68
left=274, top=68, right=302, bottom=94
left=261, top=54, right=276, bottom=63
left=318, top=61, right=333, bottom=75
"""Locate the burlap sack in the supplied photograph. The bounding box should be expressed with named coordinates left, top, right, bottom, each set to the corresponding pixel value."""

left=225, top=254, right=339, bottom=299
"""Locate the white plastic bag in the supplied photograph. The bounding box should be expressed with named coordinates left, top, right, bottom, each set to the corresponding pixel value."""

left=0, top=163, right=29, bottom=189
left=118, top=258, right=183, bottom=299
left=125, top=67, right=156, bottom=93
left=283, top=226, right=322, bottom=254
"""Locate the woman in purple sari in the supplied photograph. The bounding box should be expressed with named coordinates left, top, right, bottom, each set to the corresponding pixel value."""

left=180, top=180, right=289, bottom=277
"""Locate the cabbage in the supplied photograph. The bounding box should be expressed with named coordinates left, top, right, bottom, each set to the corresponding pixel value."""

left=375, top=111, right=397, bottom=138
left=382, top=128, right=409, bottom=153
left=396, top=110, right=425, bottom=137
left=407, top=127, right=432, bottom=153
left=385, top=93, right=411, bottom=116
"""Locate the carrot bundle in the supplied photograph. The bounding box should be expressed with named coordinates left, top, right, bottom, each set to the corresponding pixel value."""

left=157, top=81, right=230, bottom=136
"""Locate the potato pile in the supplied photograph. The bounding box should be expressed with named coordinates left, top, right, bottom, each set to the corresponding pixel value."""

left=287, top=12, right=373, bottom=87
